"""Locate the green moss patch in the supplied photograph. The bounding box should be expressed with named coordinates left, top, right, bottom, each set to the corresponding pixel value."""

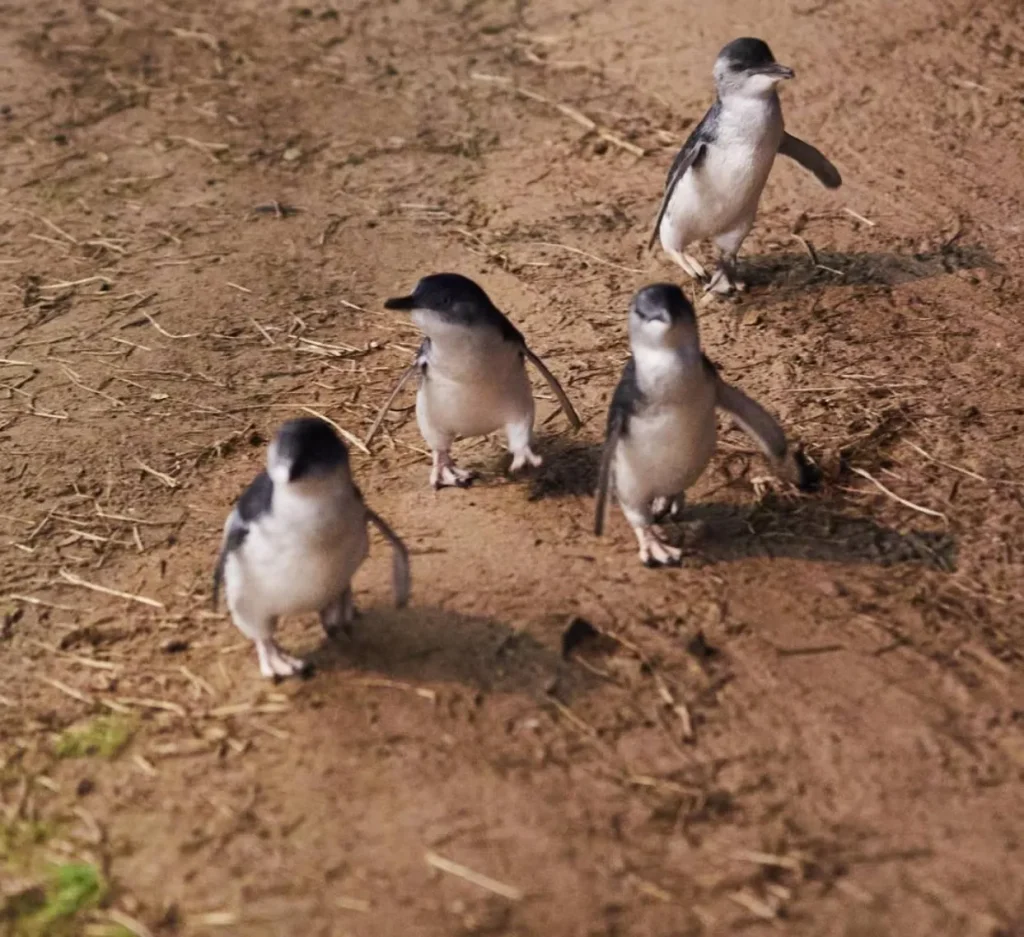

left=54, top=717, right=135, bottom=760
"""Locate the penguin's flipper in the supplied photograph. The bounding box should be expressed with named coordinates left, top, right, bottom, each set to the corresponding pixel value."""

left=212, top=516, right=247, bottom=609
left=523, top=346, right=582, bottom=430
left=365, top=507, right=411, bottom=608
left=711, top=367, right=818, bottom=491
left=594, top=411, right=624, bottom=536
left=778, top=133, right=842, bottom=189
left=363, top=363, right=419, bottom=449
left=212, top=473, right=273, bottom=608
left=647, top=141, right=707, bottom=251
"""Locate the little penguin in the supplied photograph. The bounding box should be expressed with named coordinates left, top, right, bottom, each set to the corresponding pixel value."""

left=649, top=37, right=842, bottom=296
left=595, top=284, right=819, bottom=567
left=213, top=416, right=410, bottom=678
left=366, top=273, right=582, bottom=489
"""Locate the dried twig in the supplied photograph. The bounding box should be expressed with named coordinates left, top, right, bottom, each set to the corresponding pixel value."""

left=470, top=72, right=644, bottom=157
left=6, top=594, right=78, bottom=612
left=117, top=696, right=187, bottom=716
left=731, top=849, right=803, bottom=873
left=425, top=851, right=524, bottom=900
left=905, top=441, right=985, bottom=482
left=520, top=240, right=643, bottom=274
left=134, top=458, right=178, bottom=489
left=348, top=677, right=436, bottom=701
left=842, top=207, right=877, bottom=227
left=58, top=568, right=166, bottom=608
left=849, top=467, right=947, bottom=522
left=728, top=890, right=778, bottom=920
left=39, top=676, right=93, bottom=706
left=170, top=135, right=229, bottom=162
left=141, top=310, right=198, bottom=339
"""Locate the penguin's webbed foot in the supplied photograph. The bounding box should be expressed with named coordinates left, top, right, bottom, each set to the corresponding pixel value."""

left=430, top=450, right=476, bottom=488
left=320, top=589, right=357, bottom=640
left=431, top=462, right=476, bottom=489
left=509, top=447, right=543, bottom=475
left=255, top=639, right=311, bottom=680
left=705, top=266, right=746, bottom=296
left=667, top=250, right=708, bottom=285
left=635, top=526, right=683, bottom=568
left=651, top=495, right=685, bottom=523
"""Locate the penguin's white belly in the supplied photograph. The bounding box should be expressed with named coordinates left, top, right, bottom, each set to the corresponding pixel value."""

left=616, top=401, right=718, bottom=502
left=229, top=515, right=368, bottom=618
left=418, top=365, right=532, bottom=439
left=664, top=142, right=777, bottom=244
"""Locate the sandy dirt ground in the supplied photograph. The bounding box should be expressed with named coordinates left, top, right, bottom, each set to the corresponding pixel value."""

left=2, top=0, right=1024, bottom=934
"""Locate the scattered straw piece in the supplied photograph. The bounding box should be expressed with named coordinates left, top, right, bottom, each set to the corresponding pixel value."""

left=26, top=638, right=120, bottom=671
left=731, top=849, right=803, bottom=873
left=522, top=240, right=643, bottom=274
left=170, top=135, right=229, bottom=162
left=425, top=851, right=524, bottom=901
left=117, top=696, right=187, bottom=716
left=348, top=677, right=436, bottom=701
left=95, top=507, right=176, bottom=526
left=634, top=879, right=673, bottom=902
left=170, top=26, right=219, bottom=50
left=842, top=207, right=876, bottom=227
left=58, top=568, right=165, bottom=608
left=728, top=890, right=777, bottom=920
left=134, top=458, right=178, bottom=489
left=335, top=896, right=371, bottom=913
left=250, top=318, right=275, bottom=345
left=208, top=701, right=292, bottom=717
left=179, top=666, right=216, bottom=697
left=141, top=310, right=198, bottom=339
left=39, top=676, right=93, bottom=706
left=191, top=912, right=238, bottom=927
left=133, top=753, right=159, bottom=777
left=470, top=72, right=644, bottom=157
left=6, top=594, right=78, bottom=612
left=849, top=467, right=947, bottom=522
left=250, top=719, right=292, bottom=741
left=104, top=910, right=155, bottom=937
left=905, top=441, right=986, bottom=482
left=39, top=275, right=112, bottom=290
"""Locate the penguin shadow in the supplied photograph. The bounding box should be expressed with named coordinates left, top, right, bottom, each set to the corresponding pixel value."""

left=305, top=606, right=597, bottom=702
left=741, top=242, right=994, bottom=298
left=525, top=436, right=603, bottom=501
left=680, top=498, right=956, bottom=571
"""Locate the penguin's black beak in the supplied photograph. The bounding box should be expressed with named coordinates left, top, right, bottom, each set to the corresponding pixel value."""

left=755, top=63, right=794, bottom=80
left=384, top=295, right=416, bottom=311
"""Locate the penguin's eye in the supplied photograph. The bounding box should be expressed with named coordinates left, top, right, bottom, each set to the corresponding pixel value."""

left=729, top=61, right=745, bottom=73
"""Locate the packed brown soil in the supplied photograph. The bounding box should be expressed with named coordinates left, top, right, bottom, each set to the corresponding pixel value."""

left=2, top=0, right=1024, bottom=934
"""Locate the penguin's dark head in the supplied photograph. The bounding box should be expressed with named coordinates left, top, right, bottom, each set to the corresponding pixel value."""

left=384, top=273, right=498, bottom=331
left=713, top=37, right=793, bottom=98
left=628, top=283, right=700, bottom=351
left=268, top=417, right=350, bottom=485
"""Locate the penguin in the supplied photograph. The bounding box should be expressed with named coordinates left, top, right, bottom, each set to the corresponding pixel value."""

left=366, top=273, right=582, bottom=489
left=594, top=284, right=818, bottom=567
left=213, top=417, right=410, bottom=678
left=649, top=37, right=842, bottom=296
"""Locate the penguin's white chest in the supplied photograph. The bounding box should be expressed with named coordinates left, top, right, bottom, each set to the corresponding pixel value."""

left=662, top=99, right=783, bottom=244
left=227, top=497, right=368, bottom=618
left=416, top=324, right=533, bottom=439
left=615, top=355, right=719, bottom=500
